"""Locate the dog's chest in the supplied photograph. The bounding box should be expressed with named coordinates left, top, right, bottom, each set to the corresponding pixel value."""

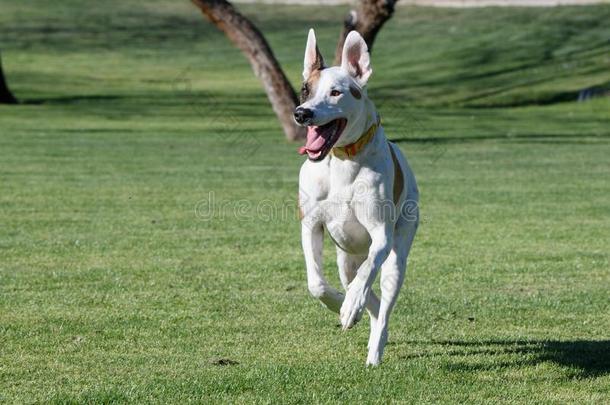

left=301, top=161, right=372, bottom=254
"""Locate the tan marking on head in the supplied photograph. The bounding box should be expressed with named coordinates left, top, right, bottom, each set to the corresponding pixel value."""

left=349, top=85, right=361, bottom=99
left=300, top=68, right=323, bottom=103
left=301, top=43, right=324, bottom=102
left=308, top=68, right=321, bottom=85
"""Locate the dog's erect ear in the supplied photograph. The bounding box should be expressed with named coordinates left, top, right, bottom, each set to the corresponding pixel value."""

left=303, top=28, right=325, bottom=81
left=341, top=31, right=372, bottom=86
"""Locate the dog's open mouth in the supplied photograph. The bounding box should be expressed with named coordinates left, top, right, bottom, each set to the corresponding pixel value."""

left=298, top=118, right=348, bottom=161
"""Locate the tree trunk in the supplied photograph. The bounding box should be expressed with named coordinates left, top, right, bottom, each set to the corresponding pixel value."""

left=0, top=52, right=17, bottom=104
left=334, top=0, right=397, bottom=65
left=191, top=0, right=305, bottom=141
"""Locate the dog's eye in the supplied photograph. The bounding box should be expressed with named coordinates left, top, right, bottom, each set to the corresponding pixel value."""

left=330, top=90, right=342, bottom=97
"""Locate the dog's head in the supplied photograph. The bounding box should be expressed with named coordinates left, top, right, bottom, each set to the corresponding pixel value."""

left=295, top=29, right=373, bottom=161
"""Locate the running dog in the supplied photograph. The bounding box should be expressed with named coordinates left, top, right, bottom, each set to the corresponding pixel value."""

left=295, top=29, right=419, bottom=366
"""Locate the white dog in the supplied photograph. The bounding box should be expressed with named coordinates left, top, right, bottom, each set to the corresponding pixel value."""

left=295, top=29, right=419, bottom=366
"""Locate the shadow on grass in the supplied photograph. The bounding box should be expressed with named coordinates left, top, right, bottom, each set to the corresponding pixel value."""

left=22, top=95, right=126, bottom=105
left=402, top=339, right=610, bottom=379
left=389, top=132, right=610, bottom=145
left=465, top=83, right=610, bottom=109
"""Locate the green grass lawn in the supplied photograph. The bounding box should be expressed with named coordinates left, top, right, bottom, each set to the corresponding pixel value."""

left=1, top=0, right=609, bottom=402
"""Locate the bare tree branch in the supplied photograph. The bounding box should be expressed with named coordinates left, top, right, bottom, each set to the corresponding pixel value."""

left=334, top=0, right=397, bottom=65
left=191, top=0, right=305, bottom=141
left=191, top=0, right=398, bottom=141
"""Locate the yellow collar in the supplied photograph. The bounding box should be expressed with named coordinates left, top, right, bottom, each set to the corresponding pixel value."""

left=332, top=115, right=380, bottom=159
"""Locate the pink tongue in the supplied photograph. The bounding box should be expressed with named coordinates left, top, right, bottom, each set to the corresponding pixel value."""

left=298, top=126, right=330, bottom=155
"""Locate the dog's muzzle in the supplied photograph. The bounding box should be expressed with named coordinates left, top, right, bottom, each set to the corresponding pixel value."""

left=294, top=107, right=314, bottom=125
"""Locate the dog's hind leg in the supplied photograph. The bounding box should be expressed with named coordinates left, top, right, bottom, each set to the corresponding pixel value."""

left=302, top=223, right=344, bottom=313
left=336, top=249, right=380, bottom=331
left=366, top=204, right=418, bottom=366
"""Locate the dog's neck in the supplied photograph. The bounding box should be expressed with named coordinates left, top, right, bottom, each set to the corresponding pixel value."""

left=359, top=98, right=379, bottom=139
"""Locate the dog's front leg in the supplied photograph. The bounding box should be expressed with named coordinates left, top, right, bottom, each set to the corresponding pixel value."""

left=340, top=224, right=392, bottom=330
left=302, top=222, right=344, bottom=313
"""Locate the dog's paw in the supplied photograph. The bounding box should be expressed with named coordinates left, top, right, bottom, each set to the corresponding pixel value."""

left=366, top=352, right=381, bottom=366
left=340, top=282, right=369, bottom=330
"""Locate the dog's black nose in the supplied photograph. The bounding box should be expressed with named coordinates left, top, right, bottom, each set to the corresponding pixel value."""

left=294, top=107, right=314, bottom=125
